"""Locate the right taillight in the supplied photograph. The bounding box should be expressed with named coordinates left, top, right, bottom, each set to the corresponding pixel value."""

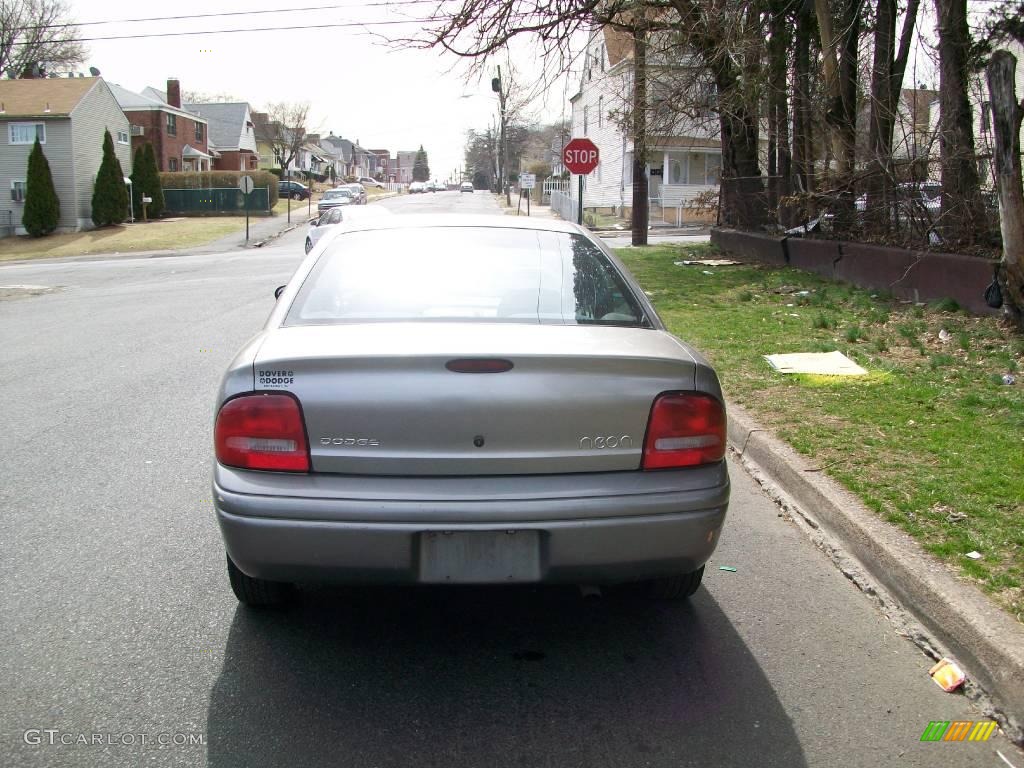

left=642, top=393, right=726, bottom=470
left=215, top=393, right=310, bottom=472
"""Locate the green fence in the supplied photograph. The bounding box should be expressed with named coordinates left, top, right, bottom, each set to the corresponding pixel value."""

left=163, top=187, right=271, bottom=215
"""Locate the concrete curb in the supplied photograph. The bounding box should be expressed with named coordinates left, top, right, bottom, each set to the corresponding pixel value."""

left=726, top=401, right=1024, bottom=742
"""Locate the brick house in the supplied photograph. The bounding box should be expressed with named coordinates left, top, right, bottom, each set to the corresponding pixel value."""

left=110, top=79, right=212, bottom=172
left=182, top=101, right=258, bottom=172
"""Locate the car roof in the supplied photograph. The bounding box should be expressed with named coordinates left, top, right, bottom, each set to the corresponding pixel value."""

left=320, top=213, right=583, bottom=236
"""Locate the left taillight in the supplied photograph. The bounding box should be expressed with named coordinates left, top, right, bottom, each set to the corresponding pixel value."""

left=215, top=393, right=310, bottom=472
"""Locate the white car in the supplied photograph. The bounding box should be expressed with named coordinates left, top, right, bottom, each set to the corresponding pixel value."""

left=305, top=205, right=392, bottom=254
left=409, top=182, right=426, bottom=194
left=358, top=176, right=385, bottom=188
left=460, top=182, right=474, bottom=193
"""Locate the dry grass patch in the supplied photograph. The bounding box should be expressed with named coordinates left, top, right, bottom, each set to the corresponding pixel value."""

left=0, top=217, right=247, bottom=261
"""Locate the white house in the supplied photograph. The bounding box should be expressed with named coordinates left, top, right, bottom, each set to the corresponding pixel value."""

left=568, top=27, right=722, bottom=223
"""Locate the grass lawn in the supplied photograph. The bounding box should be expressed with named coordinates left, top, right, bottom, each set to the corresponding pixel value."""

left=0, top=217, right=248, bottom=262
left=617, top=243, right=1024, bottom=622
left=273, top=197, right=316, bottom=218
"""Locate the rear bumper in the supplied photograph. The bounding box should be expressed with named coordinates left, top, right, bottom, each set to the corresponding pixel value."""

left=214, top=464, right=729, bottom=585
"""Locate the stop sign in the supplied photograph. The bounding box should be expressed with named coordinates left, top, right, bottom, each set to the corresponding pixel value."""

left=563, top=138, right=600, bottom=175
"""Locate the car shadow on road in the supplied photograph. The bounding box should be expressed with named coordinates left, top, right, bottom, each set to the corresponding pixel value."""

left=206, top=585, right=807, bottom=767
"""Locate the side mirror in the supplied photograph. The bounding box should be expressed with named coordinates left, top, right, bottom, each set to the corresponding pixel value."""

left=275, top=285, right=286, bottom=300
left=309, top=217, right=318, bottom=226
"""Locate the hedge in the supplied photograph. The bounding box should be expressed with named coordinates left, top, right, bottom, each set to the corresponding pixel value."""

left=158, top=170, right=279, bottom=207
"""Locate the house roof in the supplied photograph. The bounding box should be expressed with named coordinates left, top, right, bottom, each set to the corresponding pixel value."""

left=603, top=27, right=634, bottom=68
left=108, top=82, right=207, bottom=122
left=182, top=102, right=251, bottom=150
left=182, top=143, right=213, bottom=159
left=0, top=76, right=100, bottom=118
left=322, top=135, right=352, bottom=162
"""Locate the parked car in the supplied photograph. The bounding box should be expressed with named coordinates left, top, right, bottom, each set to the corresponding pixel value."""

left=317, top=188, right=354, bottom=212
left=213, top=215, right=730, bottom=606
left=305, top=204, right=392, bottom=254
left=341, top=183, right=367, bottom=204
left=408, top=181, right=426, bottom=193
left=460, top=181, right=474, bottom=193
left=278, top=180, right=311, bottom=201
left=358, top=176, right=385, bottom=188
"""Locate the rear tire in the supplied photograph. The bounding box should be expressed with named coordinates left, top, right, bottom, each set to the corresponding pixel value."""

left=304, top=237, right=313, bottom=254
left=226, top=554, right=290, bottom=607
left=292, top=192, right=302, bottom=200
left=642, top=565, right=705, bottom=600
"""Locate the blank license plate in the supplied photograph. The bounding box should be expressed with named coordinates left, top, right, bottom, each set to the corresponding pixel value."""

left=419, top=530, right=541, bottom=583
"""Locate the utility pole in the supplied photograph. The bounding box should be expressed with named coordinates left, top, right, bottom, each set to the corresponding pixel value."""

left=493, top=67, right=510, bottom=207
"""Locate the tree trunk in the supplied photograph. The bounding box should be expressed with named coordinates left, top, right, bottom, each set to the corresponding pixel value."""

left=792, top=6, right=815, bottom=211
left=866, top=0, right=920, bottom=234
left=767, top=0, right=793, bottom=224
left=935, top=0, right=985, bottom=244
left=632, top=26, right=649, bottom=246
left=986, top=50, right=1024, bottom=327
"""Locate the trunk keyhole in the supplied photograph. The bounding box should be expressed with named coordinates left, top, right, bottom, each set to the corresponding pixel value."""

left=473, top=435, right=485, bottom=448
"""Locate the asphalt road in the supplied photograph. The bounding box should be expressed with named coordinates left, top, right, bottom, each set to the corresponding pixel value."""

left=1, top=192, right=1020, bottom=767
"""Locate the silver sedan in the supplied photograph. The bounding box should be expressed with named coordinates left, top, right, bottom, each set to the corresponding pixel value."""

left=213, top=216, right=729, bottom=605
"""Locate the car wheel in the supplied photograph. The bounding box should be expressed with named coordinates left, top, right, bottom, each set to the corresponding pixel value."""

left=226, top=554, right=290, bottom=606
left=304, top=237, right=313, bottom=254
left=292, top=192, right=302, bottom=200
left=647, top=565, right=705, bottom=599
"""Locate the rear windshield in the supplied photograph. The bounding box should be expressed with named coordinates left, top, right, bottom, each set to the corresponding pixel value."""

left=284, top=227, right=649, bottom=327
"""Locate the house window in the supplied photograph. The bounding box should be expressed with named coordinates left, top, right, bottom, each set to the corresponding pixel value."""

left=600, top=44, right=605, bottom=72
left=117, top=130, right=129, bottom=144
left=670, top=158, right=684, bottom=184
left=598, top=97, right=603, bottom=128
left=10, top=180, right=26, bottom=202
left=9, top=122, right=45, bottom=144
left=688, top=153, right=706, bottom=185
left=623, top=152, right=633, bottom=185
left=706, top=153, right=721, bottom=184
left=583, top=106, right=589, bottom=135
left=168, top=157, right=178, bottom=171
left=981, top=102, right=992, bottom=133
left=166, top=113, right=177, bottom=136
left=195, top=123, right=203, bottom=142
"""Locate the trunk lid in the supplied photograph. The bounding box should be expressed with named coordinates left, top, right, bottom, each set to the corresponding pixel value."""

left=253, top=323, right=697, bottom=476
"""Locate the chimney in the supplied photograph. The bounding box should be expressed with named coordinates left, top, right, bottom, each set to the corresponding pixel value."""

left=167, top=78, right=181, bottom=108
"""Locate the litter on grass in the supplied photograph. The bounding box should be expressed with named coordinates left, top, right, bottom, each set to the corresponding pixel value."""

left=965, top=551, right=982, bottom=560
left=718, top=566, right=738, bottom=572
left=764, top=350, right=868, bottom=376
left=673, top=259, right=741, bottom=267
left=1003, top=374, right=1016, bottom=385
left=928, top=658, right=966, bottom=692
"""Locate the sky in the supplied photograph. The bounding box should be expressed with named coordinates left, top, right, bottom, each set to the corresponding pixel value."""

left=67, top=0, right=576, bottom=181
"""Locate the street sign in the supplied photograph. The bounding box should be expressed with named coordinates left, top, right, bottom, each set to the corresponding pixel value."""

left=520, top=173, right=536, bottom=189
left=239, top=176, right=254, bottom=242
left=563, top=138, right=600, bottom=175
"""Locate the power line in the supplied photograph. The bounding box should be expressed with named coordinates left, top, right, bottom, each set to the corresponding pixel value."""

left=9, top=17, right=441, bottom=45
left=17, top=1, right=444, bottom=31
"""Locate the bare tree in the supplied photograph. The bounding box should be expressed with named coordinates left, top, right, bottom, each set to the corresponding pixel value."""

left=934, top=0, right=985, bottom=243
left=261, top=101, right=311, bottom=178
left=986, top=50, right=1024, bottom=326
left=0, top=0, right=85, bottom=78
left=182, top=90, right=242, bottom=104
left=864, top=0, right=921, bottom=231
